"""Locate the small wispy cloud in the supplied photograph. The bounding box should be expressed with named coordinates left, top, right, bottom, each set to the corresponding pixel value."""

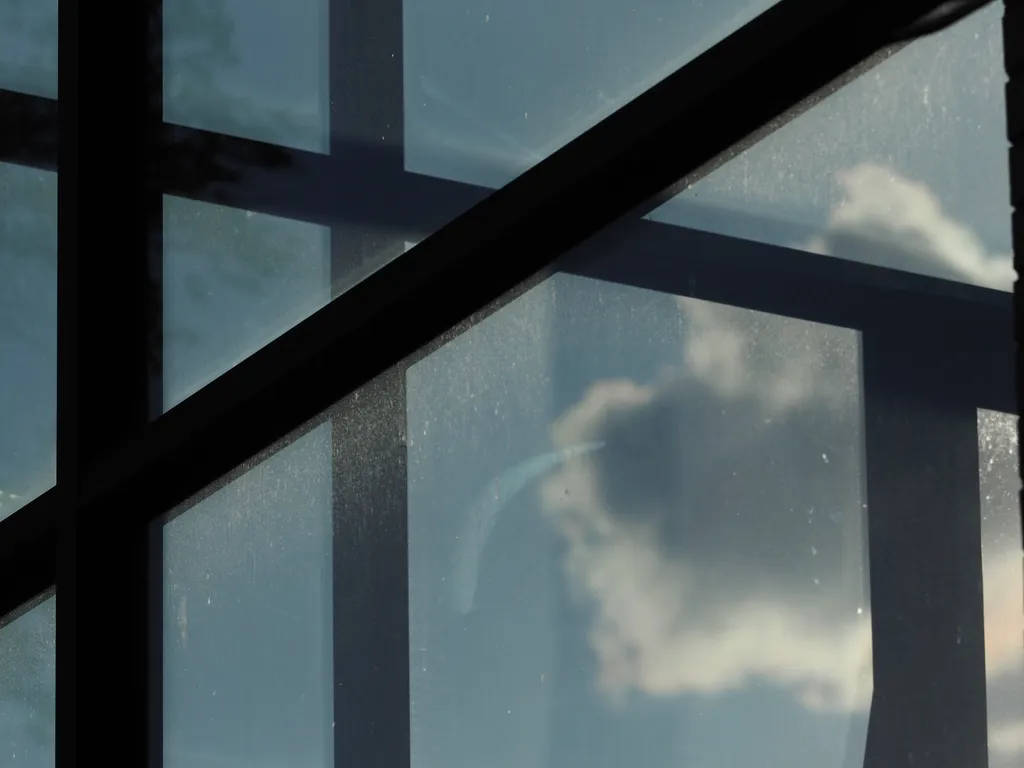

left=804, top=162, right=1015, bottom=290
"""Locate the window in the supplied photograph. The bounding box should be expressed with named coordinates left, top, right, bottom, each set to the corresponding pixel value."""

left=0, top=2, right=1018, bottom=768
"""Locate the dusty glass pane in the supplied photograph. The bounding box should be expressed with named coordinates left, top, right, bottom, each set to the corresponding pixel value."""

left=0, top=594, right=56, bottom=767
left=162, top=196, right=331, bottom=411
left=164, top=0, right=329, bottom=152
left=408, top=273, right=871, bottom=768
left=977, top=410, right=1024, bottom=768
left=404, top=0, right=775, bottom=188
left=162, top=422, right=333, bottom=768
left=0, top=0, right=57, bottom=98
left=0, top=162, right=57, bottom=521
left=653, top=4, right=1013, bottom=290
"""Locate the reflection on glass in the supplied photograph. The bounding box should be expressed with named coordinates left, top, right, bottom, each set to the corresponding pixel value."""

left=162, top=196, right=331, bottom=411
left=653, top=4, right=1013, bottom=291
left=0, top=594, right=56, bottom=767
left=0, top=0, right=57, bottom=98
left=408, top=274, right=871, bottom=768
left=404, top=0, right=775, bottom=188
left=161, top=422, right=333, bottom=768
left=977, top=410, right=1024, bottom=768
left=0, top=162, right=57, bottom=521
left=164, top=0, right=329, bottom=152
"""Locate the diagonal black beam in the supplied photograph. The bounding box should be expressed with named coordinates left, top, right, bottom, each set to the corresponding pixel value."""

left=0, top=89, right=58, bottom=170
left=0, top=488, right=57, bottom=619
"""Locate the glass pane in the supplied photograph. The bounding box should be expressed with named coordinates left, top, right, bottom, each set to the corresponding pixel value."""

left=164, top=0, right=329, bottom=152
left=977, top=410, right=1024, bottom=768
left=162, top=196, right=331, bottom=411
left=0, top=593, right=56, bottom=767
left=405, top=0, right=775, bottom=188
left=0, top=0, right=58, bottom=98
left=161, top=422, right=333, bottom=768
left=0, top=162, right=57, bottom=521
left=408, top=275, right=871, bottom=767
left=652, top=3, right=1013, bottom=291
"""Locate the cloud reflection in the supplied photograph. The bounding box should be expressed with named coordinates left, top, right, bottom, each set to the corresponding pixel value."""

left=537, top=165, right=1019, bottom=720
left=804, top=162, right=1015, bottom=290
left=539, top=309, right=872, bottom=713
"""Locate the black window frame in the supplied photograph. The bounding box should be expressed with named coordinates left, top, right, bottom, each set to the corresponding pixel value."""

left=0, top=0, right=1018, bottom=766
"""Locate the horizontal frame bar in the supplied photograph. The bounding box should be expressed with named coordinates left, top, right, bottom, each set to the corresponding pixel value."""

left=158, top=125, right=487, bottom=236
left=565, top=218, right=1015, bottom=412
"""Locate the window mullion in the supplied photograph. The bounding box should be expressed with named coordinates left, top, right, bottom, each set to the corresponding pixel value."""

left=861, top=330, right=989, bottom=766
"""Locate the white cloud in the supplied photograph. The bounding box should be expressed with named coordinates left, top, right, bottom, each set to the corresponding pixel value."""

left=541, top=374, right=873, bottom=714
left=992, top=719, right=1024, bottom=756
left=804, top=162, right=1016, bottom=291
left=539, top=371, right=1023, bottom=721
left=536, top=182, right=1023, bottom=716
left=677, top=297, right=859, bottom=418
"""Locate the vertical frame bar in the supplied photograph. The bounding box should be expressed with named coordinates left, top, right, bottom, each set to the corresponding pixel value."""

left=1004, top=0, right=1024, bottom=543
left=329, top=5, right=410, bottom=764
left=54, top=0, right=79, bottom=760
left=57, top=0, right=164, bottom=765
left=861, top=333, right=989, bottom=766
left=329, top=0, right=407, bottom=296
left=146, top=1, right=166, bottom=754
left=331, top=370, right=410, bottom=768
